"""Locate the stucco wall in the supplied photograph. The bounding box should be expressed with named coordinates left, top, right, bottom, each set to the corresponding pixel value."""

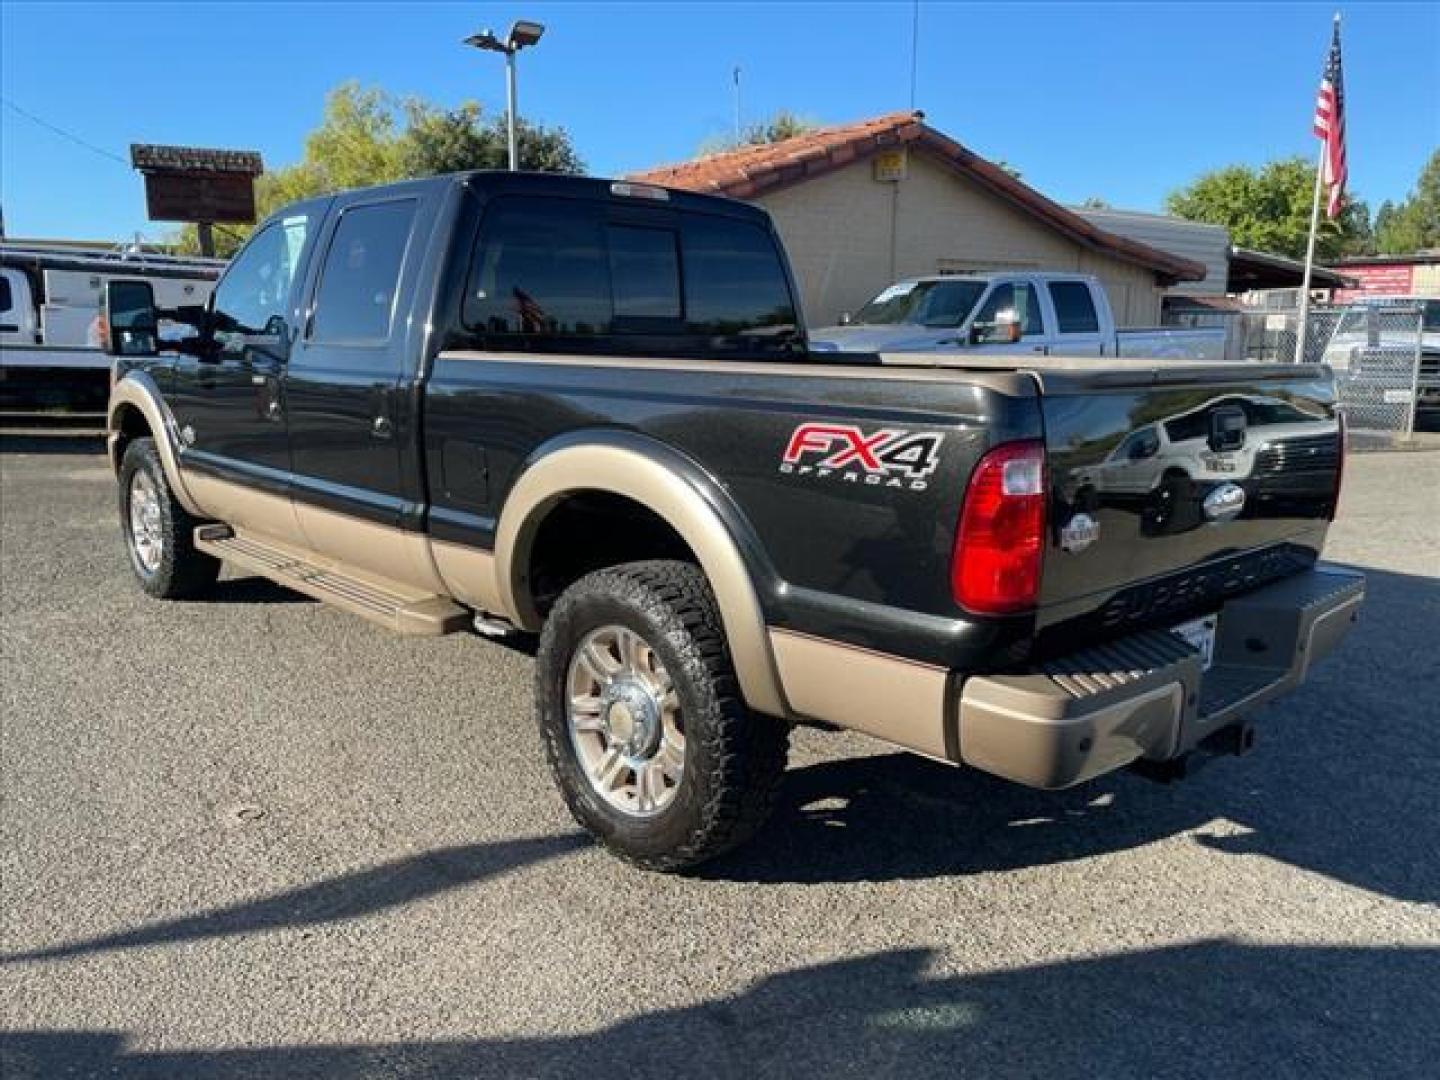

left=758, top=152, right=1165, bottom=329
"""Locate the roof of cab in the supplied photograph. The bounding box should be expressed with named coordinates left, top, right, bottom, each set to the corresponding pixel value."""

left=317, top=170, right=772, bottom=223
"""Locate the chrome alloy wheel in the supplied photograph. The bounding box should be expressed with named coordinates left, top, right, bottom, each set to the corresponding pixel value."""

left=128, top=470, right=164, bottom=574
left=566, top=624, right=685, bottom=817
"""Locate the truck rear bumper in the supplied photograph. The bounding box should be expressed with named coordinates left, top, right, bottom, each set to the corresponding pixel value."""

left=956, top=566, right=1364, bottom=789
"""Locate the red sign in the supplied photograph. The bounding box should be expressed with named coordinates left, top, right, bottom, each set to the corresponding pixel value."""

left=1334, top=263, right=1415, bottom=302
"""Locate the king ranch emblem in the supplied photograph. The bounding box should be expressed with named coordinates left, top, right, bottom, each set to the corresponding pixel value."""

left=780, top=423, right=944, bottom=491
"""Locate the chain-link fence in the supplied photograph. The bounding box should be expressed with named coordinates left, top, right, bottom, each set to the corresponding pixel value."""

left=1228, top=300, right=1428, bottom=445
left=1324, top=304, right=1426, bottom=440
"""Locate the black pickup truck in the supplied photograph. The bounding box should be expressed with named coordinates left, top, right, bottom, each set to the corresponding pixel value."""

left=102, top=172, right=1363, bottom=870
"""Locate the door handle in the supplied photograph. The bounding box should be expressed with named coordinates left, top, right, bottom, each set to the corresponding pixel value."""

left=372, top=415, right=393, bottom=439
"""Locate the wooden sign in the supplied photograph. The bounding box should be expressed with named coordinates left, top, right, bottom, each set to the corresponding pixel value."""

left=142, top=172, right=256, bottom=223
left=130, top=144, right=264, bottom=224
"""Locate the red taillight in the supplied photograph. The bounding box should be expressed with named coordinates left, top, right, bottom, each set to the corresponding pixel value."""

left=952, top=440, right=1048, bottom=615
left=1331, top=410, right=1347, bottom=518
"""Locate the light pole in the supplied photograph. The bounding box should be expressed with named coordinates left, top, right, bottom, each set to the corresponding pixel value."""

left=463, top=19, right=546, bottom=171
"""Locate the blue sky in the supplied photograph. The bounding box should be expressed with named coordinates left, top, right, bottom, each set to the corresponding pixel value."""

left=2, top=1, right=1436, bottom=242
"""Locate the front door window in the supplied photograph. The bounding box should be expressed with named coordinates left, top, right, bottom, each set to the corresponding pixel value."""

left=211, top=215, right=309, bottom=348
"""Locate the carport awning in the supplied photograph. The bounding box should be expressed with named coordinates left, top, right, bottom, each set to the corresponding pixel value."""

left=1229, top=247, right=1356, bottom=292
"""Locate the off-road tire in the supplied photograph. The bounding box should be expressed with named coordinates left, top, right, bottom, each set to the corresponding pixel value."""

left=536, top=560, right=789, bottom=871
left=118, top=437, right=220, bottom=599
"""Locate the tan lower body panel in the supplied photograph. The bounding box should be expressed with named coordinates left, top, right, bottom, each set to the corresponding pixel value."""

left=184, top=471, right=452, bottom=599
left=294, top=501, right=450, bottom=597
left=184, top=470, right=309, bottom=548
left=768, top=628, right=950, bottom=760
left=431, top=540, right=508, bottom=617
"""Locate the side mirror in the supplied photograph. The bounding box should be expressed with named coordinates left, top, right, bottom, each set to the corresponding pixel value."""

left=100, top=279, right=159, bottom=357
left=838, top=311, right=853, bottom=326
left=969, top=314, right=1023, bottom=345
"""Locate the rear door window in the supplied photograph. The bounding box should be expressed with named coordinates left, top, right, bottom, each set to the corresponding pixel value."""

left=0, top=274, right=13, bottom=314
left=1048, top=281, right=1101, bottom=334
left=310, top=199, right=417, bottom=344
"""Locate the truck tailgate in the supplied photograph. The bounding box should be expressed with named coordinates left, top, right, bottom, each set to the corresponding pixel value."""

left=1032, top=361, right=1342, bottom=642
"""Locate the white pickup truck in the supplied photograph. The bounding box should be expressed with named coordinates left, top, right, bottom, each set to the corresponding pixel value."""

left=810, top=272, right=1227, bottom=361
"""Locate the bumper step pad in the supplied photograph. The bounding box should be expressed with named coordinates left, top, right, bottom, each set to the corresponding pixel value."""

left=194, top=525, right=469, bottom=637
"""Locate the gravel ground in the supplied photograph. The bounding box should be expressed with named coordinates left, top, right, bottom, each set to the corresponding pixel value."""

left=2, top=436, right=1437, bottom=1079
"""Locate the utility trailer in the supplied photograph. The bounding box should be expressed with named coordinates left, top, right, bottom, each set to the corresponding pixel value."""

left=1, top=242, right=224, bottom=410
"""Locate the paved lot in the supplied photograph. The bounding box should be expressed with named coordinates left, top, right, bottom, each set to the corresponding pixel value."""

left=2, top=435, right=1437, bottom=1079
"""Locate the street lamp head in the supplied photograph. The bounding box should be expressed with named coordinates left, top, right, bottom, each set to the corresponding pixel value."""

left=462, top=29, right=506, bottom=53
left=508, top=20, right=545, bottom=49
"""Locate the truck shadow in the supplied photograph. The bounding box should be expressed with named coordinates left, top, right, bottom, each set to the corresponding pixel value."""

left=703, top=564, right=1438, bottom=904
left=3, top=940, right=1435, bottom=1078
left=0, top=834, right=586, bottom=965
left=204, top=576, right=316, bottom=605
left=0, top=432, right=106, bottom=455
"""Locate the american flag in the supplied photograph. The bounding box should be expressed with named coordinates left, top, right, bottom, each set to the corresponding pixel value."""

left=1312, top=18, right=1348, bottom=219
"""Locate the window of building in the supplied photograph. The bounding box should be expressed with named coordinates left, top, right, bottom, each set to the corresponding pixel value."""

left=310, top=200, right=416, bottom=344
left=1048, top=281, right=1101, bottom=334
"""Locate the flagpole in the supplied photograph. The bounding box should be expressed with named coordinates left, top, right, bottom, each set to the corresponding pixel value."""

left=1295, top=143, right=1326, bottom=365
left=1295, top=11, right=1341, bottom=366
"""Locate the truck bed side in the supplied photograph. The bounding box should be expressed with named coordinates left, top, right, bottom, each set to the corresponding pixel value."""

left=422, top=351, right=1043, bottom=670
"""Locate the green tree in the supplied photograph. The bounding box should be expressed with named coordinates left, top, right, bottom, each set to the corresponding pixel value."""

left=1375, top=150, right=1440, bottom=254
left=699, top=110, right=817, bottom=154
left=1337, top=197, right=1376, bottom=257
left=1165, top=157, right=1369, bottom=262
left=176, top=82, right=583, bottom=257
left=746, top=110, right=814, bottom=145
left=399, top=99, right=584, bottom=176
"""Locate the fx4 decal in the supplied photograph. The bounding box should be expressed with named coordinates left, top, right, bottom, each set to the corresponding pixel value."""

left=780, top=423, right=944, bottom=491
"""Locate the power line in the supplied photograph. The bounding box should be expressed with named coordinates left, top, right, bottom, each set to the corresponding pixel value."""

left=1, top=96, right=130, bottom=167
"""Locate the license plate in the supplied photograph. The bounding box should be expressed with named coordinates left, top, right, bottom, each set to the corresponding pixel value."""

left=1172, top=615, right=1218, bottom=670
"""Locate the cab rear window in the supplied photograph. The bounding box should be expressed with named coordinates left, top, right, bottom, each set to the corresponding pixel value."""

left=462, top=196, right=796, bottom=355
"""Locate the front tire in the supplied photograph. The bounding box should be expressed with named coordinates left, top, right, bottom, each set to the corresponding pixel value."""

left=118, top=437, right=220, bottom=599
left=535, top=560, right=789, bottom=871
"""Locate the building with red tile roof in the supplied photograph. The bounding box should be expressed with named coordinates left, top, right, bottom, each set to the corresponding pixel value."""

left=630, top=111, right=1205, bottom=327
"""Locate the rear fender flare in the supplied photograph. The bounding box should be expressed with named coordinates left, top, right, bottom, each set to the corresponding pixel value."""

left=494, top=433, right=789, bottom=718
